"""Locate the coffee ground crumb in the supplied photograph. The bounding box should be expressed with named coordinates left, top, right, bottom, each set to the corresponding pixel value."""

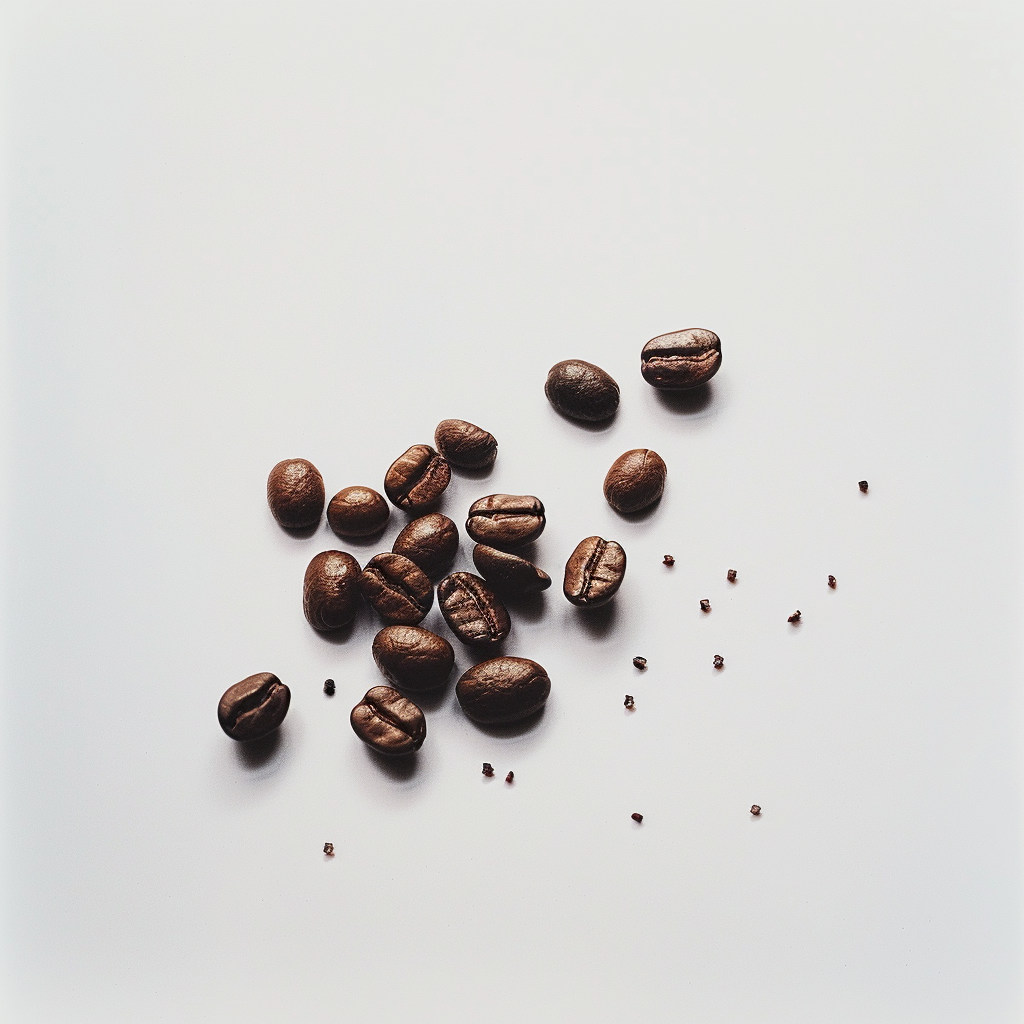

left=482, top=762, right=494, bottom=777
left=727, top=569, right=737, bottom=583
left=631, top=812, right=643, bottom=824
left=323, top=842, right=335, bottom=855
left=505, top=771, right=514, bottom=784
left=713, top=655, right=724, bottom=669
left=632, top=656, right=647, bottom=670
left=788, top=610, right=801, bottom=624
left=828, top=575, right=837, bottom=589
left=323, top=678, right=335, bottom=695
left=663, top=555, right=675, bottom=566
left=624, top=694, right=634, bottom=708
left=700, top=599, right=711, bottom=613
left=750, top=805, right=761, bottom=816
left=859, top=480, right=869, bottom=493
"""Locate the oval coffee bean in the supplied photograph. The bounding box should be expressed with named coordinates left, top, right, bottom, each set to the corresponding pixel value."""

left=472, top=544, right=551, bottom=595
left=384, top=445, right=451, bottom=512
left=544, top=359, right=620, bottom=422
left=640, top=328, right=722, bottom=390
left=392, top=513, right=459, bottom=579
left=358, top=552, right=433, bottom=625
left=563, top=536, right=626, bottom=607
left=434, top=419, right=498, bottom=469
left=456, top=657, right=550, bottom=724
left=218, top=672, right=290, bottom=741
left=327, top=485, right=390, bottom=538
left=465, top=494, right=545, bottom=549
left=303, top=550, right=362, bottom=631
left=350, top=685, right=426, bottom=756
left=372, top=625, right=455, bottom=692
left=603, top=449, right=667, bottom=514
left=437, top=572, right=511, bottom=646
left=267, top=458, right=325, bottom=529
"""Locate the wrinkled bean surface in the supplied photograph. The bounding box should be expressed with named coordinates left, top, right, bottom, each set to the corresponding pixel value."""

left=563, top=536, right=626, bottom=607
left=603, top=449, right=667, bottom=514
left=350, top=685, right=426, bottom=755
left=472, top=544, right=551, bottom=595
left=327, top=486, right=390, bottom=537
left=392, top=513, right=459, bottom=578
left=372, top=625, right=455, bottom=692
left=544, top=360, right=620, bottom=422
left=437, top=572, right=511, bottom=646
left=640, top=328, right=722, bottom=390
left=358, top=553, right=433, bottom=625
left=466, top=494, right=545, bottom=549
left=434, top=419, right=497, bottom=469
left=456, top=657, right=550, bottom=724
left=384, top=445, right=451, bottom=511
left=303, top=550, right=362, bottom=631
left=267, top=458, right=325, bottom=529
left=218, top=672, right=290, bottom=741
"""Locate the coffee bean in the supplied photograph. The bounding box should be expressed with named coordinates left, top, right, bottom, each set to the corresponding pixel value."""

left=303, top=551, right=362, bottom=632
left=563, top=536, right=626, bottom=607
left=472, top=544, right=551, bottom=595
left=641, top=328, right=722, bottom=390
left=434, top=419, right=497, bottom=469
left=544, top=359, right=620, bottom=422
left=437, top=572, right=511, bottom=646
left=456, top=656, right=550, bottom=723
left=218, top=672, right=290, bottom=741
left=466, top=494, right=545, bottom=549
left=327, top=486, right=390, bottom=538
left=392, top=513, right=459, bottom=578
left=372, top=625, right=455, bottom=692
left=358, top=553, right=433, bottom=625
left=350, top=685, right=426, bottom=756
left=267, top=458, right=325, bottom=529
left=603, top=449, right=667, bottom=514
left=384, top=445, right=451, bottom=511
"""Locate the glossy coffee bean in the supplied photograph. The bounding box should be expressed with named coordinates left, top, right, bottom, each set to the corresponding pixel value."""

left=392, top=513, right=459, bottom=578
left=218, top=672, right=290, bottom=741
left=437, top=572, right=511, bottom=646
left=303, top=550, right=362, bottom=631
left=327, top=486, right=390, bottom=538
left=434, top=419, right=497, bottom=469
left=384, top=445, right=451, bottom=512
left=267, top=458, right=325, bottom=529
left=640, top=328, right=722, bottom=390
left=544, top=360, right=619, bottom=422
left=466, top=494, right=545, bottom=549
left=472, top=544, right=551, bottom=595
left=603, top=449, right=667, bottom=513
left=372, top=625, right=455, bottom=692
left=456, top=657, right=550, bottom=724
left=358, top=553, right=433, bottom=625
left=350, top=685, right=426, bottom=756
left=563, top=536, right=626, bottom=607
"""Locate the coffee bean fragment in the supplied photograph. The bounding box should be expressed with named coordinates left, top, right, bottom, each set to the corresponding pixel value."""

left=632, top=657, right=647, bottom=670
left=727, top=569, right=737, bottom=583
left=564, top=536, right=626, bottom=607
left=750, top=805, right=761, bottom=816
left=713, top=655, right=724, bottom=669
left=350, top=685, right=426, bottom=756
left=323, top=843, right=335, bottom=856
left=434, top=419, right=497, bottom=469
left=640, top=328, right=722, bottom=390
left=466, top=494, right=545, bottom=549
left=372, top=625, right=455, bottom=692
left=267, top=458, right=325, bottom=529
left=663, top=555, right=675, bottom=566
left=218, top=672, right=291, bottom=742
left=788, top=610, right=801, bottom=624
left=472, top=544, right=551, bottom=595
left=828, top=575, right=837, bottom=589
left=358, top=552, right=433, bottom=625
left=303, top=551, right=362, bottom=632
left=544, top=359, right=620, bottom=422
left=631, top=812, right=643, bottom=824
left=438, top=572, right=511, bottom=646
left=700, top=599, right=711, bottom=613
left=384, top=445, right=451, bottom=512
left=482, top=762, right=494, bottom=777
left=456, top=657, right=550, bottom=724
left=392, top=513, right=459, bottom=579
left=324, top=678, right=336, bottom=695
left=603, top=449, right=667, bottom=514
left=859, top=480, right=869, bottom=493
left=327, top=486, right=390, bottom=538
left=624, top=694, right=634, bottom=708
left=505, top=771, right=514, bottom=784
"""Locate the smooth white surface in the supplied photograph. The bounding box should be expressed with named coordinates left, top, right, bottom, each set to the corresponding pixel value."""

left=3, top=2, right=1021, bottom=1021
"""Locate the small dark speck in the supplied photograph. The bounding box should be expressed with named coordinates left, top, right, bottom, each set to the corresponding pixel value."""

left=624, top=694, right=634, bottom=708
left=631, top=812, right=643, bottom=824
left=750, top=805, right=761, bottom=816
left=632, top=656, right=647, bottom=670
left=505, top=771, right=514, bottom=784
left=859, top=480, right=869, bottom=493
left=700, top=599, right=711, bottom=613
left=727, top=569, right=737, bottom=583
left=663, top=555, right=675, bottom=566
left=323, top=678, right=335, bottom=695
left=713, top=655, right=724, bottom=669
left=482, top=762, right=494, bottom=777
left=323, top=842, right=335, bottom=856
left=828, top=575, right=837, bottom=589
left=788, top=610, right=801, bottom=624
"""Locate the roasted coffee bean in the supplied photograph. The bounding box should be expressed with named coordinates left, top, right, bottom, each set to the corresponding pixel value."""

left=303, top=551, right=362, bottom=632
left=392, top=513, right=459, bottom=578
left=384, top=445, right=451, bottom=511
left=563, top=536, right=626, bottom=607
left=641, top=328, right=722, bottom=390
left=437, top=572, right=511, bottom=646
left=631, top=812, right=643, bottom=824
left=456, top=656, right=550, bottom=723
left=267, top=458, right=325, bottom=529
left=218, top=672, right=290, bottom=741
left=327, top=486, right=390, bottom=538
left=472, top=544, right=551, bottom=595
left=466, top=494, right=545, bottom=549
left=358, top=553, right=433, bottom=625
left=434, top=419, right=497, bottom=469
left=372, top=625, right=455, bottom=692
left=828, top=575, right=837, bottom=589
left=603, top=449, right=667, bottom=514
left=544, top=359, right=620, bottom=422
left=350, top=685, right=426, bottom=756
left=859, top=480, right=869, bottom=493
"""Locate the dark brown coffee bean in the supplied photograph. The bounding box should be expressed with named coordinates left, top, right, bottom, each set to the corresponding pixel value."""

left=358, top=553, right=433, bottom=625
left=750, top=805, right=761, bottom=816
left=327, top=486, right=390, bottom=538
left=323, top=843, right=335, bottom=856
left=267, top=458, right=325, bottom=529
left=472, top=544, right=551, bottom=595
left=384, top=445, right=451, bottom=511
left=633, top=657, right=647, bottom=670
left=727, top=569, right=737, bottom=583
left=466, top=494, right=545, bottom=549
left=456, top=656, right=550, bottom=723
left=641, top=328, right=722, bottom=390
left=663, top=555, right=675, bottom=566
left=563, top=536, right=626, bottom=607
left=218, top=672, right=290, bottom=741
left=631, top=812, right=643, bottom=823
left=828, top=575, right=837, bottom=589
left=392, top=513, right=459, bottom=578
left=700, top=599, right=711, bottom=613
left=544, top=359, right=619, bottom=422
left=434, top=419, right=497, bottom=469
left=437, top=572, right=511, bottom=646
left=350, top=685, right=425, bottom=756
left=859, top=480, right=869, bottom=493
left=372, top=625, right=455, bottom=692
left=788, top=610, right=801, bottom=623
left=303, top=551, right=362, bottom=632
left=603, top=449, right=667, bottom=514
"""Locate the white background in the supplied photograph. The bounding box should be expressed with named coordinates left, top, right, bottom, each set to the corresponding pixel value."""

left=2, top=2, right=1021, bottom=1021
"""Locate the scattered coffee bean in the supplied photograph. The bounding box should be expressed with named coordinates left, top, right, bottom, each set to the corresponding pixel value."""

left=303, top=551, right=362, bottom=632
left=663, top=555, right=675, bottom=566
left=750, top=805, right=761, bottom=816
left=640, top=328, right=722, bottom=390
left=603, top=449, right=667, bottom=514
left=624, top=694, right=634, bottom=708
left=267, top=458, right=325, bottom=529
left=505, top=771, right=514, bottom=784
left=713, top=655, right=724, bottom=669
left=544, top=359, right=620, bottom=422
left=437, top=572, right=511, bottom=646
left=456, top=656, right=550, bottom=724
left=466, top=494, right=545, bottom=549
left=327, top=485, right=390, bottom=538
left=632, top=657, right=647, bottom=670
left=350, top=685, right=426, bottom=756
left=358, top=552, right=434, bottom=625
left=324, top=678, right=336, bottom=695
left=472, top=543, right=551, bottom=595
left=218, top=672, right=291, bottom=742
left=392, top=513, right=459, bottom=578
left=434, top=419, right=497, bottom=469
left=631, top=812, right=643, bottom=824
left=788, top=610, right=801, bottom=623
left=563, top=536, right=626, bottom=607
left=384, top=445, right=451, bottom=511
left=482, top=762, right=494, bottom=777
left=727, top=569, right=737, bottom=583
left=859, top=480, right=869, bottom=493
left=372, top=625, right=455, bottom=692
left=828, top=575, right=837, bottom=589
left=324, top=842, right=335, bottom=856
left=700, top=599, right=711, bottom=613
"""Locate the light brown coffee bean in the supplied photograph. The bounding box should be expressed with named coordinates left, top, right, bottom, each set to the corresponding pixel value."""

left=640, top=328, right=722, bottom=390
left=267, top=459, right=325, bottom=529
left=563, top=536, right=626, bottom=607
left=434, top=419, right=497, bottom=469
left=384, top=445, right=451, bottom=511
left=303, top=551, right=362, bottom=631
left=392, top=513, right=459, bottom=578
left=437, top=572, right=511, bottom=646
left=327, top=486, right=390, bottom=538
left=603, top=449, right=667, bottom=514
left=350, top=685, right=426, bottom=755
left=466, top=494, right=545, bottom=549
left=358, top=552, right=433, bottom=625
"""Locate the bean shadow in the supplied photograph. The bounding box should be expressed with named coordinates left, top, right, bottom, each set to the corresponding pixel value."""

left=280, top=521, right=321, bottom=540
left=470, top=705, right=546, bottom=739
left=654, top=381, right=714, bottom=415
left=613, top=496, right=664, bottom=524
left=363, top=746, right=420, bottom=780
left=549, top=407, right=617, bottom=433
left=410, top=681, right=454, bottom=713
left=502, top=591, right=548, bottom=624
left=234, top=727, right=284, bottom=770
left=574, top=602, right=619, bottom=639
left=313, top=618, right=357, bottom=645
left=451, top=464, right=495, bottom=482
